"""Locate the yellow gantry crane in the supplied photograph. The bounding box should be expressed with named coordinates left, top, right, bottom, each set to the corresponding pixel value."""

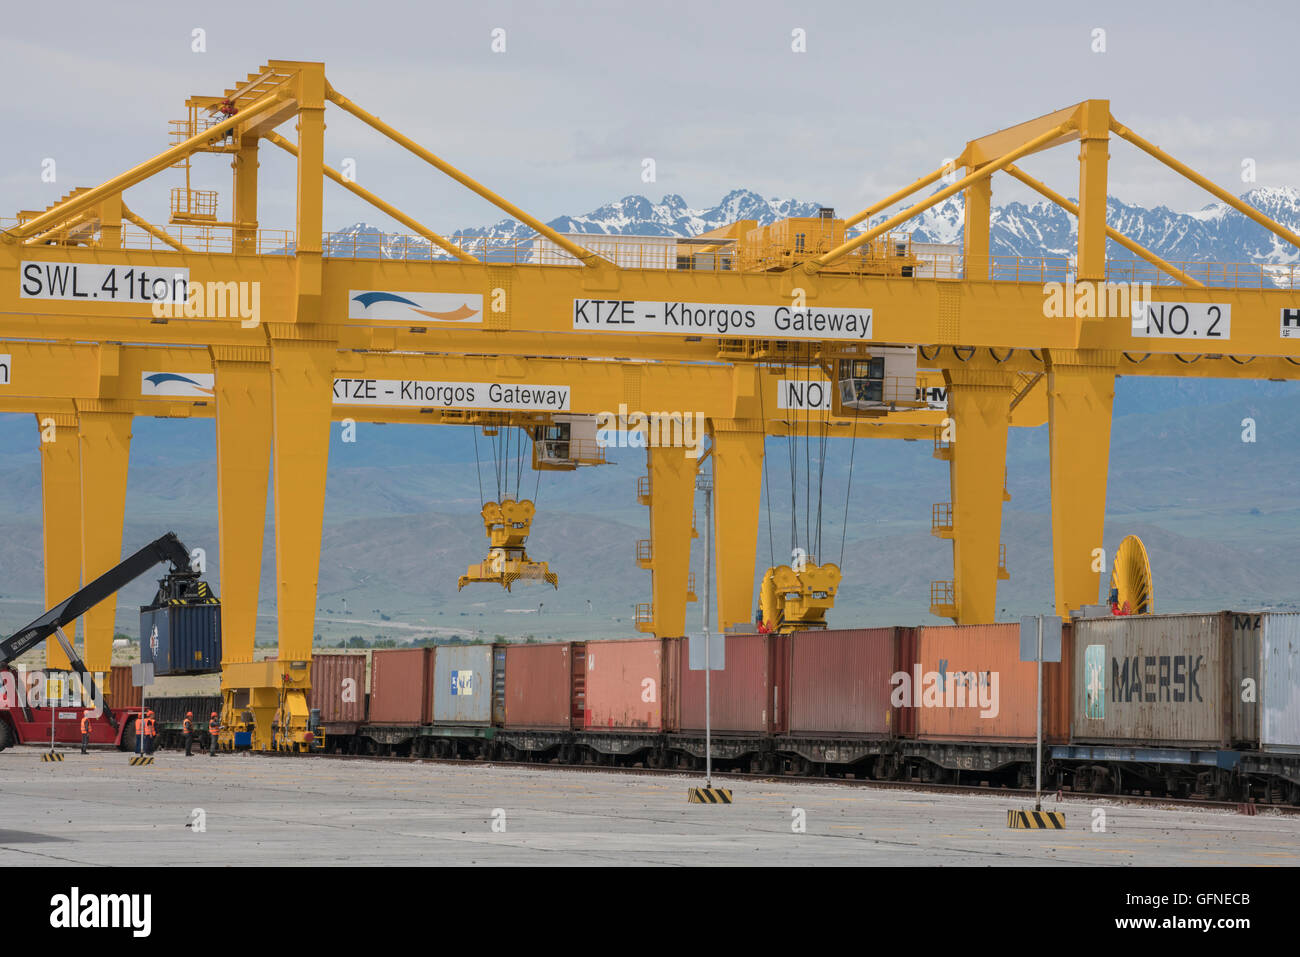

left=3, top=62, right=1299, bottom=747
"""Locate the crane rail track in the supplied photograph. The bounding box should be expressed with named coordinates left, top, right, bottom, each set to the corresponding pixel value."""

left=246, top=747, right=1300, bottom=815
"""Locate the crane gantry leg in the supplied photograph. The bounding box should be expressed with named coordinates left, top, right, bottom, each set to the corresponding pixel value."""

left=38, top=412, right=82, bottom=671
left=709, top=420, right=765, bottom=633
left=77, top=404, right=133, bottom=675
left=268, top=334, right=336, bottom=661
left=213, top=347, right=273, bottom=665
left=646, top=444, right=698, bottom=637
left=1046, top=349, right=1118, bottom=617
left=942, top=368, right=1015, bottom=624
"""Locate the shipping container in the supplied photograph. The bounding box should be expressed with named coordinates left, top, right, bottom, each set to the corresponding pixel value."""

left=1231, top=613, right=1261, bottom=746
left=1072, top=612, right=1243, bottom=749
left=139, top=604, right=221, bottom=675
left=1260, top=612, right=1300, bottom=754
left=784, top=628, right=901, bottom=737
left=914, top=623, right=1071, bottom=744
left=502, top=642, right=576, bottom=730
left=369, top=647, right=434, bottom=725
left=108, top=664, right=142, bottom=711
left=677, top=633, right=774, bottom=734
left=147, top=695, right=221, bottom=727
left=582, top=638, right=678, bottom=732
left=432, top=644, right=498, bottom=726
left=309, top=653, right=367, bottom=727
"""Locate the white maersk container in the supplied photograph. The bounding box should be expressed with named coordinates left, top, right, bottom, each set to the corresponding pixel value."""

left=531, top=233, right=679, bottom=269
left=1261, top=611, right=1300, bottom=753
left=910, top=242, right=962, bottom=279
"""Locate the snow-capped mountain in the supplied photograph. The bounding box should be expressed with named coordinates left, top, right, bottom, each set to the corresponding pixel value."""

left=322, top=185, right=1300, bottom=267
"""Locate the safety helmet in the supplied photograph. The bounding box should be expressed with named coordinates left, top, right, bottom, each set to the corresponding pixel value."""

left=186, top=711, right=192, bottom=717
left=211, top=711, right=217, bottom=717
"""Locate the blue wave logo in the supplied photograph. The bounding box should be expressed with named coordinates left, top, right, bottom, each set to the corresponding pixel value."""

left=352, top=292, right=422, bottom=310
left=143, top=373, right=214, bottom=396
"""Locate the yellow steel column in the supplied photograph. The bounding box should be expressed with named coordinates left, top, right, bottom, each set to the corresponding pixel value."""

left=233, top=136, right=260, bottom=254
left=943, top=368, right=1015, bottom=624
left=77, top=403, right=133, bottom=674
left=212, top=346, right=273, bottom=664
left=963, top=173, right=992, bottom=281
left=647, top=444, right=697, bottom=637
left=98, top=196, right=122, bottom=250
left=38, top=412, right=81, bottom=670
left=268, top=327, right=337, bottom=660
left=1076, top=99, right=1110, bottom=281
left=294, top=66, right=326, bottom=324
left=710, top=420, right=765, bottom=632
left=1045, top=349, right=1118, bottom=616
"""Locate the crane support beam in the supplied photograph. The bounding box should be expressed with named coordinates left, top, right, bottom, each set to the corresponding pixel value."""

left=38, top=412, right=82, bottom=670
left=294, top=65, right=327, bottom=326
left=1076, top=100, right=1110, bottom=282
left=76, top=405, right=133, bottom=673
left=233, top=137, right=260, bottom=255
left=1045, top=349, right=1119, bottom=617
left=804, top=122, right=1074, bottom=273
left=709, top=420, right=766, bottom=632
left=842, top=164, right=950, bottom=229
left=264, top=131, right=477, bottom=264
left=1003, top=165, right=1204, bottom=288
left=943, top=367, right=1016, bottom=624
left=212, top=346, right=273, bottom=665
left=7, top=252, right=1300, bottom=356
left=1112, top=119, right=1300, bottom=254
left=958, top=104, right=1082, bottom=168
left=6, top=87, right=289, bottom=242
left=324, top=86, right=607, bottom=269
left=268, top=328, right=338, bottom=660
left=646, top=445, right=698, bottom=637
left=964, top=173, right=993, bottom=282
left=120, top=205, right=191, bottom=253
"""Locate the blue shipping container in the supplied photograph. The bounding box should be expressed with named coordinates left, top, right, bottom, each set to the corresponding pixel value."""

left=140, top=604, right=222, bottom=675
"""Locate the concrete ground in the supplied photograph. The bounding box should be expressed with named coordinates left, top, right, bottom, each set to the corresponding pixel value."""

left=1, top=746, right=1297, bottom=866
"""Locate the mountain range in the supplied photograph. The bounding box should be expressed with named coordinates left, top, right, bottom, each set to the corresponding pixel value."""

left=322, top=185, right=1300, bottom=268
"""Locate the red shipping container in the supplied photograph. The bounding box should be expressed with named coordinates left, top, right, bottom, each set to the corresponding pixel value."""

left=677, top=634, right=773, bottom=733
left=108, top=665, right=142, bottom=711
left=582, top=638, right=678, bottom=732
left=503, top=643, right=576, bottom=730
left=784, top=628, right=899, bottom=737
left=310, top=653, right=367, bottom=726
left=369, top=647, right=433, bottom=725
left=911, top=623, right=1072, bottom=743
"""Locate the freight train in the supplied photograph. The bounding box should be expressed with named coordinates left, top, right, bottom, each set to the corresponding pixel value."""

left=141, top=612, right=1300, bottom=805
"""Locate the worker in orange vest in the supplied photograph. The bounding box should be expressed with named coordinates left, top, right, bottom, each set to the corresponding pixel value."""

left=80, top=712, right=92, bottom=754
left=182, top=711, right=194, bottom=756
left=144, top=710, right=156, bottom=754
left=134, top=709, right=145, bottom=755
left=208, top=711, right=220, bottom=756
left=217, top=98, right=238, bottom=144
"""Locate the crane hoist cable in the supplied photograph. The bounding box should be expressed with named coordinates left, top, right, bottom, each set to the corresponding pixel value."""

left=839, top=407, right=860, bottom=569
left=757, top=363, right=776, bottom=569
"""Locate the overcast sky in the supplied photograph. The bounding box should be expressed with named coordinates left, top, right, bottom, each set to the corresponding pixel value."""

left=3, top=0, right=1297, bottom=235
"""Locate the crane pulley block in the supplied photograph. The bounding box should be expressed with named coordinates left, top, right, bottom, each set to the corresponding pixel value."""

left=482, top=498, right=536, bottom=549
left=759, top=560, right=842, bottom=634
